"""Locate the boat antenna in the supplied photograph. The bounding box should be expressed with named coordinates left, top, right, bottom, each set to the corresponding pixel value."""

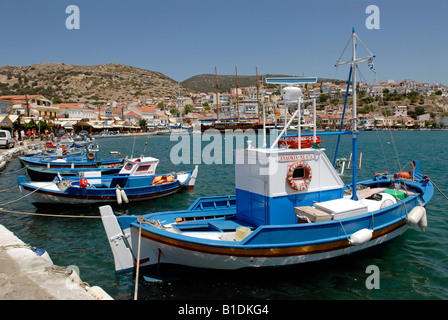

left=236, top=67, right=240, bottom=122
left=141, top=141, right=148, bottom=157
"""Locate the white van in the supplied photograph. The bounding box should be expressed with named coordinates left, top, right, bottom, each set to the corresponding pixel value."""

left=0, top=130, right=15, bottom=149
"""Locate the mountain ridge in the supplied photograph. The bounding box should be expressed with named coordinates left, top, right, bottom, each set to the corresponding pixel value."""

left=0, top=63, right=345, bottom=103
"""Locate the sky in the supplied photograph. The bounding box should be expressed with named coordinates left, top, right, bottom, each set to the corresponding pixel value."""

left=1, top=0, right=447, bottom=85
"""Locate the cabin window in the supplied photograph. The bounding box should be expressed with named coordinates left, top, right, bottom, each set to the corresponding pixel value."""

left=136, top=165, right=151, bottom=172
left=124, top=164, right=134, bottom=170
left=292, top=167, right=305, bottom=179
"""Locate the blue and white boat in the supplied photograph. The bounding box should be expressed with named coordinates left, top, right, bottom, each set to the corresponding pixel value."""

left=18, top=150, right=123, bottom=169
left=99, top=30, right=433, bottom=278
left=18, top=156, right=198, bottom=206
left=25, top=164, right=123, bottom=182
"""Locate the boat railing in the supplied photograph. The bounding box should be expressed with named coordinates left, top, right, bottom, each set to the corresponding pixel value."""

left=269, top=97, right=318, bottom=150
left=188, top=195, right=237, bottom=211
left=264, top=78, right=320, bottom=150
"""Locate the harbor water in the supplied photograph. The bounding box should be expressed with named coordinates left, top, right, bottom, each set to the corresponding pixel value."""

left=0, top=130, right=447, bottom=300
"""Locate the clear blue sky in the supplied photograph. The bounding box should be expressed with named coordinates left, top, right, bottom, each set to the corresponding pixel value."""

left=1, top=0, right=447, bottom=85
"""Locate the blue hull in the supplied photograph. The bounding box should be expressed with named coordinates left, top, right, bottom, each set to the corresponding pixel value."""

left=26, top=166, right=122, bottom=181
left=105, top=171, right=433, bottom=274
left=19, top=155, right=123, bottom=168
left=18, top=168, right=197, bottom=206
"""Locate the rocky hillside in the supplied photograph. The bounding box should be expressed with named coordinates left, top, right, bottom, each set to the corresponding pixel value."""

left=0, top=63, right=181, bottom=103
left=181, top=74, right=346, bottom=93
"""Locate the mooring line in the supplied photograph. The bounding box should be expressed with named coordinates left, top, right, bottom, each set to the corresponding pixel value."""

left=0, top=208, right=101, bottom=219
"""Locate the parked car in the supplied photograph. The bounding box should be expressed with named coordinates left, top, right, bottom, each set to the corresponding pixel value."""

left=0, top=130, right=15, bottom=149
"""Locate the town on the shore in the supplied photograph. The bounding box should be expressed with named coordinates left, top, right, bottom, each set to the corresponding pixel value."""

left=1, top=77, right=448, bottom=138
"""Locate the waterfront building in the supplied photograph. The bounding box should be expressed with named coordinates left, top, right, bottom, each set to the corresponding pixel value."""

left=0, top=95, right=59, bottom=119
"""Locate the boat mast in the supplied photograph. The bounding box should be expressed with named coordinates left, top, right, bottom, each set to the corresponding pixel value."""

left=215, top=67, right=219, bottom=122
left=351, top=29, right=358, bottom=200
left=235, top=67, right=240, bottom=122
left=256, top=67, right=261, bottom=125
left=335, top=28, right=374, bottom=201
left=178, top=82, right=183, bottom=127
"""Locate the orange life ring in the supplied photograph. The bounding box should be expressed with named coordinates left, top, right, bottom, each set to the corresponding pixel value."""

left=86, top=152, right=95, bottom=160
left=61, top=144, right=67, bottom=148
left=286, top=160, right=312, bottom=192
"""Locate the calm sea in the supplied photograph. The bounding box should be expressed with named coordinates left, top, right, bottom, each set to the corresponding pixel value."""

left=0, top=130, right=447, bottom=300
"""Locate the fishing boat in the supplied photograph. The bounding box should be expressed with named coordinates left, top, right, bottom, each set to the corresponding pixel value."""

left=17, top=156, right=198, bottom=206
left=99, top=30, right=433, bottom=279
left=25, top=164, right=123, bottom=182
left=18, top=150, right=123, bottom=169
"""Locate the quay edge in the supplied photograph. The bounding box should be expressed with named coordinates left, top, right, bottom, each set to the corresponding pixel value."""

left=0, top=140, right=113, bottom=300
left=0, top=224, right=113, bottom=300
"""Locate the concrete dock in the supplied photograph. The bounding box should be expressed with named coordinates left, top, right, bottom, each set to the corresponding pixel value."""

left=0, top=140, right=113, bottom=300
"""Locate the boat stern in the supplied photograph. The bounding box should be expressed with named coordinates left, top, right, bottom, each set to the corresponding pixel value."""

left=99, top=205, right=135, bottom=273
left=185, top=165, right=199, bottom=191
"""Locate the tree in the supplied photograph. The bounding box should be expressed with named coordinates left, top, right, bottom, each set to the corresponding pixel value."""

left=330, top=98, right=340, bottom=105
left=319, top=94, right=328, bottom=103
left=183, top=104, right=193, bottom=115
left=139, top=119, right=147, bottom=128
left=415, top=106, right=426, bottom=116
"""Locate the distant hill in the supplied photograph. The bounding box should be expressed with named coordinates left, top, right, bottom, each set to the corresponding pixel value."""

left=0, top=62, right=348, bottom=104
left=181, top=74, right=347, bottom=93
left=0, top=63, right=180, bottom=104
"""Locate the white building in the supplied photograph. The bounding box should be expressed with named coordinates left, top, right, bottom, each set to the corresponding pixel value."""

left=394, top=106, right=407, bottom=117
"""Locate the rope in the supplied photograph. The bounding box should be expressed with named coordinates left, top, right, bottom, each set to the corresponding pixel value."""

left=389, top=130, right=402, bottom=172
left=0, top=208, right=101, bottom=219
left=336, top=219, right=350, bottom=242
left=134, top=216, right=144, bottom=300
left=432, top=180, right=448, bottom=201
left=0, top=165, right=29, bottom=176
left=0, top=181, right=55, bottom=206
left=0, top=186, right=19, bottom=193
left=376, top=129, right=390, bottom=172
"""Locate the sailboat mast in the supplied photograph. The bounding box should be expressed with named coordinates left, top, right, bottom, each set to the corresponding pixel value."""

left=256, top=67, right=261, bottom=124
left=215, top=67, right=219, bottom=122
left=236, top=67, right=240, bottom=122
left=178, top=82, right=182, bottom=126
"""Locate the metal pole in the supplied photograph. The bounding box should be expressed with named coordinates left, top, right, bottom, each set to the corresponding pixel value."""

left=215, top=67, right=219, bottom=122
left=236, top=67, right=240, bottom=122
left=351, top=28, right=358, bottom=201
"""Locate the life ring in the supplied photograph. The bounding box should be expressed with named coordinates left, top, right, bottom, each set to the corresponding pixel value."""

left=61, top=144, right=67, bottom=148
left=86, top=152, right=95, bottom=160
left=286, top=160, right=312, bottom=192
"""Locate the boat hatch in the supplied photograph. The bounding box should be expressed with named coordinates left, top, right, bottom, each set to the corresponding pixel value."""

left=173, top=218, right=254, bottom=233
